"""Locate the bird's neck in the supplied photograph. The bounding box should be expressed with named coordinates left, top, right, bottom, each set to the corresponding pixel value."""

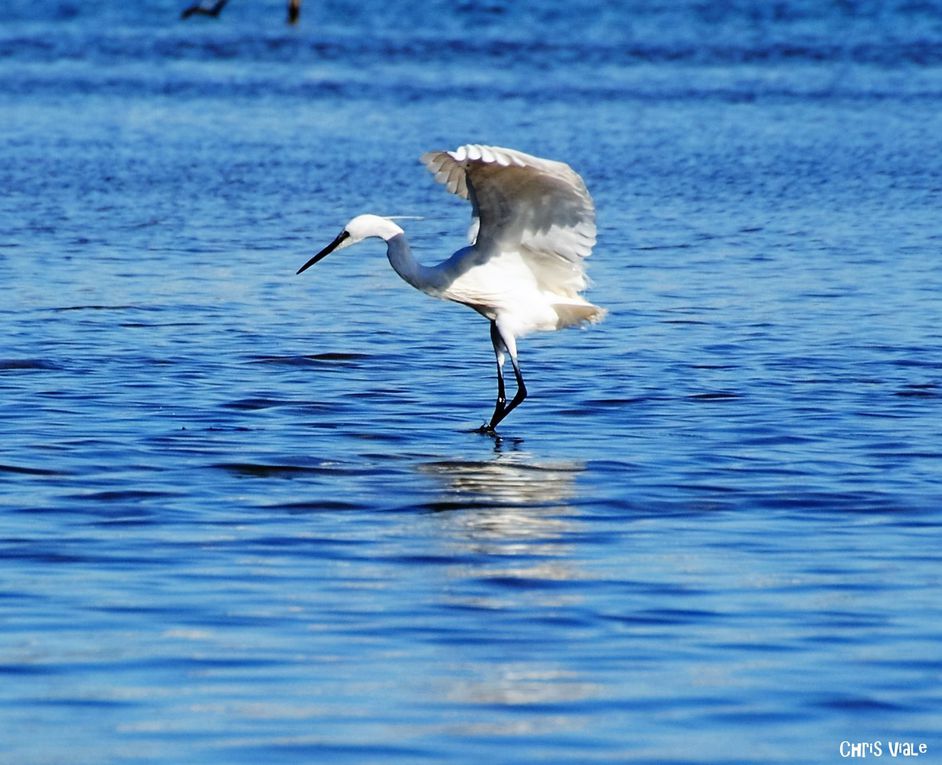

left=385, top=233, right=442, bottom=296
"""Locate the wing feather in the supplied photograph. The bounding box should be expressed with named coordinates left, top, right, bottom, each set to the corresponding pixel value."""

left=420, top=144, right=596, bottom=298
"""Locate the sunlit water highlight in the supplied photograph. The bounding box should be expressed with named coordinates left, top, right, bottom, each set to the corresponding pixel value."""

left=1, top=1, right=941, bottom=763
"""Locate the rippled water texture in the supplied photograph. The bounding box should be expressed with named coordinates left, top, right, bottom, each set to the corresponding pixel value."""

left=1, top=1, right=941, bottom=763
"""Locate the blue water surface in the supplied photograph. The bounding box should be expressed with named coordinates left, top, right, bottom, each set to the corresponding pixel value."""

left=1, top=1, right=941, bottom=763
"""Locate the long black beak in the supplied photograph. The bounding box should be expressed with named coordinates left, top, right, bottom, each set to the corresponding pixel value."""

left=296, top=230, right=350, bottom=275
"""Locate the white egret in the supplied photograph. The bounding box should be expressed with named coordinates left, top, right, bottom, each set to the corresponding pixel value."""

left=296, top=144, right=605, bottom=433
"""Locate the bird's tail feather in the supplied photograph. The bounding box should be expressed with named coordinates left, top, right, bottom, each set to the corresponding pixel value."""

left=554, top=302, right=606, bottom=329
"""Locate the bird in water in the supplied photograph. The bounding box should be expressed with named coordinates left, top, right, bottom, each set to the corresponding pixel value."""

left=180, top=0, right=228, bottom=19
left=179, top=0, right=300, bottom=23
left=296, top=144, right=604, bottom=433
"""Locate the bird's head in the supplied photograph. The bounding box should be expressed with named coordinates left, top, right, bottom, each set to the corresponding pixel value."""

left=296, top=214, right=405, bottom=275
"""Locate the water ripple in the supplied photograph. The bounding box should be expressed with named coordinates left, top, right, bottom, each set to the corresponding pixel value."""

left=2, top=2, right=941, bottom=762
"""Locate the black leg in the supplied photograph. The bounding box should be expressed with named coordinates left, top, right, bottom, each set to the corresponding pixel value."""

left=480, top=322, right=506, bottom=432
left=482, top=322, right=527, bottom=433
left=488, top=364, right=507, bottom=429
left=503, top=354, right=528, bottom=419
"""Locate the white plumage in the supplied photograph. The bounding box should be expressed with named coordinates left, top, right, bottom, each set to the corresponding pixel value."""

left=296, top=144, right=605, bottom=432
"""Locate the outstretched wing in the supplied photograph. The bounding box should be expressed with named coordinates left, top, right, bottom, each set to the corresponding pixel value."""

left=420, top=144, right=596, bottom=298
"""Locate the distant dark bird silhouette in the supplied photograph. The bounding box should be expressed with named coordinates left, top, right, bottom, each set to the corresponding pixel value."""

left=180, top=0, right=229, bottom=19
left=179, top=0, right=301, bottom=24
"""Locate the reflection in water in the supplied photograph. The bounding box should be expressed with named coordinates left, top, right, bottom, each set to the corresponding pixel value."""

left=420, top=450, right=602, bottom=740
left=420, top=448, right=584, bottom=551
left=443, top=664, right=600, bottom=738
